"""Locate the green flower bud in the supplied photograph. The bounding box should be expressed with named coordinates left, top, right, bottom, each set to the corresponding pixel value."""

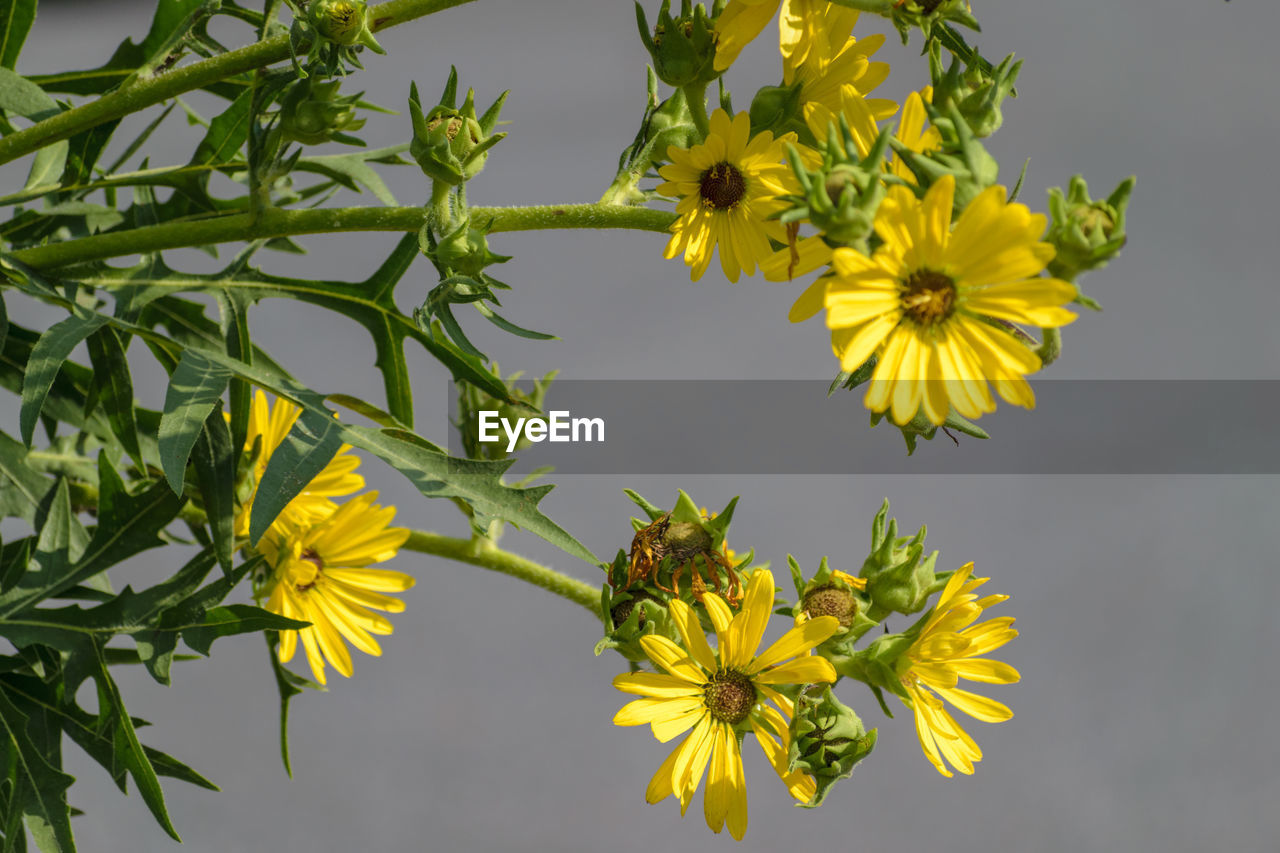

left=307, top=0, right=385, bottom=54
left=409, top=70, right=507, bottom=186
left=747, top=83, right=803, bottom=139
left=277, top=78, right=366, bottom=146
left=787, top=687, right=877, bottom=807
left=425, top=218, right=512, bottom=279
left=858, top=499, right=939, bottom=616
left=454, top=363, right=555, bottom=461
left=635, top=1, right=722, bottom=89
left=890, top=0, right=979, bottom=41
left=889, top=100, right=999, bottom=209
left=1045, top=175, right=1135, bottom=283
left=780, top=122, right=892, bottom=249
left=929, top=48, right=1022, bottom=138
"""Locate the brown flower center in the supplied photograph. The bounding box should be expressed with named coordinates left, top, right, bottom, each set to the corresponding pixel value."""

left=699, top=162, right=747, bottom=211
left=704, top=669, right=757, bottom=725
left=802, top=585, right=858, bottom=628
left=901, top=269, right=957, bottom=326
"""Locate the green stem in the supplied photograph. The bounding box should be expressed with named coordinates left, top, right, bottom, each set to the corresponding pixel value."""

left=681, top=84, right=711, bottom=140
left=1036, top=326, right=1062, bottom=367
left=429, top=182, right=454, bottom=231
left=403, top=530, right=602, bottom=619
left=7, top=202, right=678, bottom=270
left=0, top=0, right=477, bottom=169
left=827, top=0, right=896, bottom=13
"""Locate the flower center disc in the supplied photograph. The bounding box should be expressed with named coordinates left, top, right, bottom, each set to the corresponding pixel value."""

left=902, top=270, right=957, bottom=326
left=803, top=585, right=858, bottom=627
left=699, top=163, right=747, bottom=211
left=704, top=669, right=757, bottom=725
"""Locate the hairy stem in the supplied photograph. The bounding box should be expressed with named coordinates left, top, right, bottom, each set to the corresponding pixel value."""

left=7, top=202, right=678, bottom=270
left=403, top=530, right=602, bottom=619
left=0, top=0, right=477, bottom=168
left=681, top=83, right=711, bottom=140
left=1036, top=326, right=1062, bottom=367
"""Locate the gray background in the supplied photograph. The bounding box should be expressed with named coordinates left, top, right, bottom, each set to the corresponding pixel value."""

left=2, top=0, right=1278, bottom=850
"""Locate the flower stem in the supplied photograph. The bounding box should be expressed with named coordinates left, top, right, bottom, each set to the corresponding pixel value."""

left=0, top=0, right=478, bottom=169
left=8, top=202, right=678, bottom=270
left=1037, top=327, right=1062, bottom=367
left=681, top=84, right=711, bottom=141
left=403, top=530, right=602, bottom=619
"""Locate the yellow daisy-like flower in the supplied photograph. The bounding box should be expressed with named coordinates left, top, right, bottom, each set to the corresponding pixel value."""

left=236, top=389, right=364, bottom=539
left=613, top=569, right=841, bottom=840
left=658, top=109, right=796, bottom=283
left=259, top=491, right=413, bottom=685
left=897, top=561, right=1019, bottom=777
left=812, top=173, right=1079, bottom=425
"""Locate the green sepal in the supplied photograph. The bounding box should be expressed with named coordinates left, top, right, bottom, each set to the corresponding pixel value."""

left=787, top=686, right=877, bottom=808
left=928, top=42, right=1021, bottom=138
left=869, top=406, right=989, bottom=455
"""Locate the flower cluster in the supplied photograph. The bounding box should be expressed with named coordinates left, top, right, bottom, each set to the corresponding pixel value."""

left=603, top=492, right=1019, bottom=840
left=629, top=1, right=1131, bottom=435
left=239, top=391, right=412, bottom=685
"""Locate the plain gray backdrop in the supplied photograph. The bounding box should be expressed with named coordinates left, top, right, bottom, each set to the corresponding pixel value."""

left=2, top=1, right=1278, bottom=851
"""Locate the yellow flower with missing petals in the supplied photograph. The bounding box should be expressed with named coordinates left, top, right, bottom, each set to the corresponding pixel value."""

left=815, top=174, right=1078, bottom=425
left=897, top=561, right=1019, bottom=777
left=889, top=88, right=943, bottom=182
left=259, top=491, right=413, bottom=685
left=658, top=109, right=796, bottom=282
left=236, top=389, right=363, bottom=539
left=781, top=6, right=895, bottom=119
left=613, top=569, right=840, bottom=840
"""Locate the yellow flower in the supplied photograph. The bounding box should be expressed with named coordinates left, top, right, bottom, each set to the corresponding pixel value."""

left=714, top=0, right=782, bottom=71
left=259, top=491, right=413, bottom=685
left=236, top=389, right=364, bottom=539
left=613, top=569, right=840, bottom=840
left=781, top=7, right=895, bottom=120
left=717, top=0, right=852, bottom=72
left=897, top=561, right=1019, bottom=777
left=889, top=88, right=943, bottom=182
left=815, top=174, right=1078, bottom=425
left=658, top=109, right=796, bottom=283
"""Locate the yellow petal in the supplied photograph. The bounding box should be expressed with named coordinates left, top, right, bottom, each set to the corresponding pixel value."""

left=750, top=615, right=839, bottom=672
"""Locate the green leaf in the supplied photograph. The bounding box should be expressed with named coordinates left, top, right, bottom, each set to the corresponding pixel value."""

left=190, top=407, right=235, bottom=574
left=0, top=287, right=8, bottom=354
left=0, top=67, right=70, bottom=193
left=181, top=604, right=306, bottom=656
left=264, top=630, right=316, bottom=778
left=158, top=349, right=231, bottom=495
left=293, top=144, right=411, bottom=207
left=25, top=0, right=208, bottom=95
left=0, top=538, right=28, bottom=594
left=0, top=455, right=182, bottom=619
left=248, top=406, right=341, bottom=545
left=1, top=674, right=218, bottom=798
left=85, top=326, right=143, bottom=468
left=60, top=119, right=122, bottom=189
left=0, top=429, right=57, bottom=526
left=19, top=311, right=108, bottom=446
left=0, top=1, right=37, bottom=71
left=89, top=644, right=182, bottom=840
left=0, top=687, right=76, bottom=853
